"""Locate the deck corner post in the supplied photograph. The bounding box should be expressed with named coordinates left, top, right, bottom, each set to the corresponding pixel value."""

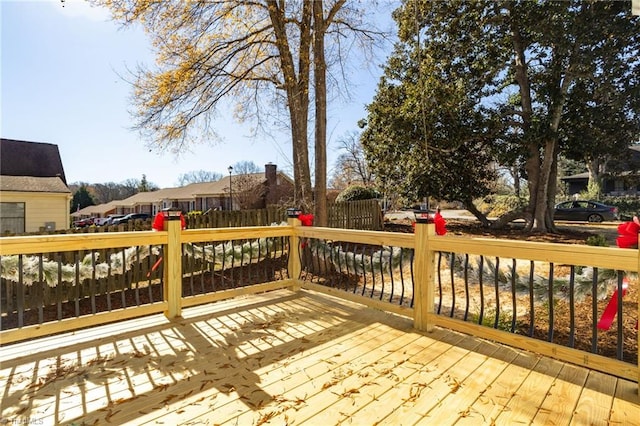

left=414, top=222, right=436, bottom=332
left=287, top=217, right=302, bottom=291
left=163, top=216, right=183, bottom=319
left=637, top=235, right=640, bottom=392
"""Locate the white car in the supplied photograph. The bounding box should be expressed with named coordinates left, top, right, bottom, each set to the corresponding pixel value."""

left=95, top=214, right=125, bottom=226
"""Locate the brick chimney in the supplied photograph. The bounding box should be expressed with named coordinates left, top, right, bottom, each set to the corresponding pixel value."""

left=265, top=163, right=277, bottom=186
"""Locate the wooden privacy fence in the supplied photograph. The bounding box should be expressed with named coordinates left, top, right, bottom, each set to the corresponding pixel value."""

left=20, top=201, right=382, bottom=237
left=188, top=201, right=382, bottom=230
left=187, top=206, right=287, bottom=229
left=327, top=199, right=383, bottom=230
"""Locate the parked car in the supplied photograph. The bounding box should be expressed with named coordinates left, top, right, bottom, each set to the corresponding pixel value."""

left=111, top=213, right=151, bottom=225
left=95, top=214, right=125, bottom=226
left=73, top=217, right=94, bottom=228
left=553, top=200, right=618, bottom=223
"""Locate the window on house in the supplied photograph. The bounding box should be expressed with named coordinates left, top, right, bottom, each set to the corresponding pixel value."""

left=0, top=202, right=25, bottom=234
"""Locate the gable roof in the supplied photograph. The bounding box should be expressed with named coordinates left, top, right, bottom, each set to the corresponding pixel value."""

left=0, top=138, right=67, bottom=184
left=0, top=175, right=71, bottom=193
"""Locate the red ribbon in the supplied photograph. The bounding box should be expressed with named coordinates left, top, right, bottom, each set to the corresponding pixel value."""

left=298, top=214, right=314, bottom=248
left=597, top=277, right=628, bottom=330
left=146, top=256, right=163, bottom=278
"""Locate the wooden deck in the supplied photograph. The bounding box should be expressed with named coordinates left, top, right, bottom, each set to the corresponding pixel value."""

left=1, top=289, right=638, bottom=425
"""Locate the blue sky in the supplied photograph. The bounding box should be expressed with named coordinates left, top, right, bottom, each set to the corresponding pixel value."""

left=1, top=0, right=394, bottom=188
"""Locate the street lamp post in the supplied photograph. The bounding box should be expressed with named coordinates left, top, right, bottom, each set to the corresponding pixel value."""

left=227, top=166, right=233, bottom=210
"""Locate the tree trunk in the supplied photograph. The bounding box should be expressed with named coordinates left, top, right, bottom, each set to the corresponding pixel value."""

left=547, top=140, right=560, bottom=228
left=586, top=158, right=604, bottom=197
left=313, top=0, right=328, bottom=226
left=511, top=166, right=521, bottom=198
left=464, top=200, right=491, bottom=227
left=510, top=10, right=539, bottom=232
left=531, top=138, right=557, bottom=232
left=267, top=0, right=313, bottom=209
left=510, top=3, right=574, bottom=233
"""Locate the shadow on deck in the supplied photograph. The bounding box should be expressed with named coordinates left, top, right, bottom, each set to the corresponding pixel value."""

left=1, top=289, right=638, bottom=425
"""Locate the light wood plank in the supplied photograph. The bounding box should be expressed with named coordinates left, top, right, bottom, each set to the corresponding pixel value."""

left=417, top=342, right=519, bottom=424
left=494, top=355, right=564, bottom=424
left=0, top=289, right=634, bottom=426
left=571, top=370, right=618, bottom=426
left=454, top=349, right=541, bottom=425
left=532, top=363, right=588, bottom=425
left=609, top=378, right=640, bottom=426
left=350, top=334, right=479, bottom=424
left=73, top=293, right=393, bottom=425
left=380, top=339, right=494, bottom=425
left=221, top=326, right=426, bottom=425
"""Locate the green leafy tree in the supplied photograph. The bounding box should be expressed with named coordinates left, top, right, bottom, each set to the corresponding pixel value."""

left=368, top=0, right=639, bottom=231
left=561, top=78, right=640, bottom=194
left=362, top=41, right=499, bottom=224
left=139, top=174, right=150, bottom=192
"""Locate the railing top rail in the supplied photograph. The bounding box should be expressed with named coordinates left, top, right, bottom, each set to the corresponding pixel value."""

left=181, top=225, right=294, bottom=244
left=0, top=231, right=167, bottom=256
left=2, top=223, right=635, bottom=271
left=297, top=226, right=415, bottom=249
left=430, top=234, right=637, bottom=272
left=0, top=226, right=294, bottom=256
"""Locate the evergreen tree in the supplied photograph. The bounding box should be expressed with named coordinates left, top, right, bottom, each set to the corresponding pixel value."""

left=71, top=184, right=95, bottom=211
left=364, top=0, right=639, bottom=231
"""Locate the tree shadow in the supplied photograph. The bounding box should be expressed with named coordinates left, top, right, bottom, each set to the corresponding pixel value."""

left=0, top=290, right=374, bottom=424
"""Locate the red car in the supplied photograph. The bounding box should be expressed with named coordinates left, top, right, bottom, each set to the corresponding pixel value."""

left=73, top=217, right=94, bottom=228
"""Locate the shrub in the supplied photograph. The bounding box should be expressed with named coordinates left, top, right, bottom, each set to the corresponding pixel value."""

left=586, top=234, right=608, bottom=247
left=601, top=195, right=640, bottom=220
left=476, top=195, right=527, bottom=217
left=336, top=185, right=380, bottom=202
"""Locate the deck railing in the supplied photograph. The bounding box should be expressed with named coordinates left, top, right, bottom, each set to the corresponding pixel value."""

left=1, top=218, right=638, bottom=387
left=295, top=222, right=639, bottom=384
left=0, top=218, right=293, bottom=343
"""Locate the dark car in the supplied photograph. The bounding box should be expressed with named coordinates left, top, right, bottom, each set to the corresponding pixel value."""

left=111, top=213, right=151, bottom=225
left=553, top=200, right=618, bottom=223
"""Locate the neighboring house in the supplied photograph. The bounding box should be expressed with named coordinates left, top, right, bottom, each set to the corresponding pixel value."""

left=0, top=138, right=72, bottom=233
left=71, top=201, right=119, bottom=220
left=84, top=163, right=294, bottom=219
left=561, top=145, right=640, bottom=196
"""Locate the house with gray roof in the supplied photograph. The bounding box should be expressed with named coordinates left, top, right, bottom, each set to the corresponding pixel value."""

left=0, top=138, right=72, bottom=233
left=561, top=145, right=640, bottom=196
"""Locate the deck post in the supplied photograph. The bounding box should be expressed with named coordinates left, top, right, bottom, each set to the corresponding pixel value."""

left=163, top=214, right=182, bottom=319
left=637, top=235, right=640, bottom=392
left=414, top=222, right=436, bottom=332
left=288, top=217, right=302, bottom=291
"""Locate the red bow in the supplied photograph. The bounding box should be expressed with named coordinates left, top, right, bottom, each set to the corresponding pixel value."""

left=616, top=219, right=639, bottom=248
left=298, top=213, right=314, bottom=226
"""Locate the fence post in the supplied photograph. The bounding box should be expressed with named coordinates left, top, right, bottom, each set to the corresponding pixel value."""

left=287, top=217, right=302, bottom=291
left=163, top=215, right=182, bottom=319
left=414, top=222, right=436, bottom=332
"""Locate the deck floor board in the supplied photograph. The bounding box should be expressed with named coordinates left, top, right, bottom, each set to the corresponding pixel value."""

left=1, top=289, right=637, bottom=425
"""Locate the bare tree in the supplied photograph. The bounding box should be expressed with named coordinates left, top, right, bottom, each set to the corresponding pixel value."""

left=330, top=131, right=373, bottom=189
left=177, top=170, right=223, bottom=186
left=92, top=0, right=387, bottom=216
left=232, top=161, right=261, bottom=175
